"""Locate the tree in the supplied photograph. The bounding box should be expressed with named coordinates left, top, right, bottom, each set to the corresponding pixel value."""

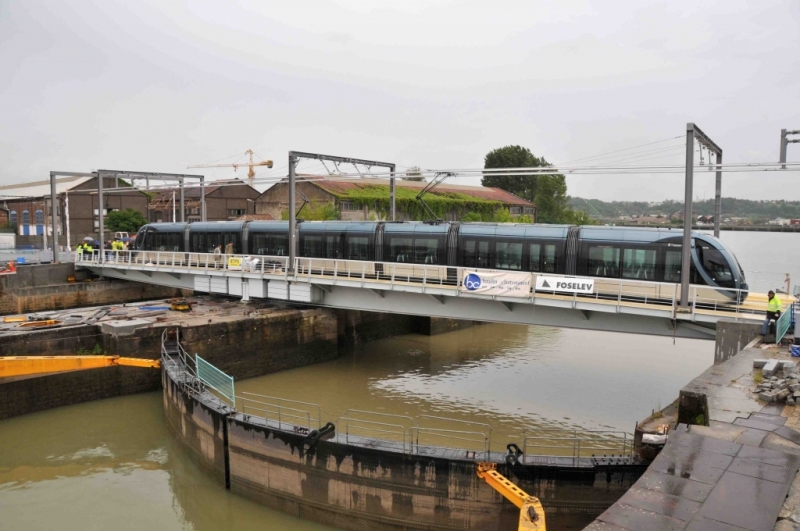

left=481, top=145, right=546, bottom=202
left=106, top=208, right=147, bottom=233
left=403, top=165, right=425, bottom=181
left=482, top=145, right=592, bottom=224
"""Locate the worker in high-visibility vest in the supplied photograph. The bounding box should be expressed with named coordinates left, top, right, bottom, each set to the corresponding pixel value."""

left=762, top=290, right=782, bottom=336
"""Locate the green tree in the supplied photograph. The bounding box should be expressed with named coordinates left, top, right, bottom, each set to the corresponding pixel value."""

left=106, top=208, right=147, bottom=233
left=482, top=145, right=591, bottom=224
left=481, top=145, right=545, bottom=202
left=402, top=165, right=425, bottom=182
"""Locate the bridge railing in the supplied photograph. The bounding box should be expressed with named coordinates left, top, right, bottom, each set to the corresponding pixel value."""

left=79, top=250, right=782, bottom=319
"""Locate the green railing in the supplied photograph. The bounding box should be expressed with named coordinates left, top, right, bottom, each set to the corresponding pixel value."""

left=195, top=354, right=235, bottom=405
left=776, top=306, right=792, bottom=344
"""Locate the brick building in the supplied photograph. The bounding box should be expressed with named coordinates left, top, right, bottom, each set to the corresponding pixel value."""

left=0, top=176, right=148, bottom=247
left=148, top=180, right=260, bottom=223
left=255, top=176, right=536, bottom=222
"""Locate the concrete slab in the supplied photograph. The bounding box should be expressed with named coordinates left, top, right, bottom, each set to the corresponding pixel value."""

left=735, top=429, right=769, bottom=448
left=616, top=487, right=701, bottom=522
left=733, top=418, right=781, bottom=432
left=99, top=318, right=153, bottom=337
left=697, top=470, right=789, bottom=531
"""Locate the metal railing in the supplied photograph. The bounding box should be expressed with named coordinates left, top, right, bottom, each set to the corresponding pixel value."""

left=521, top=429, right=633, bottom=467
left=777, top=306, right=792, bottom=344
left=412, top=415, right=492, bottom=459
left=196, top=354, right=235, bottom=405
left=78, top=250, right=788, bottom=321
left=338, top=409, right=413, bottom=452
left=236, top=392, right=321, bottom=431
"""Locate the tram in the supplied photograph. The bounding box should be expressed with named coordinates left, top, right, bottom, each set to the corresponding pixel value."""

left=133, top=221, right=748, bottom=303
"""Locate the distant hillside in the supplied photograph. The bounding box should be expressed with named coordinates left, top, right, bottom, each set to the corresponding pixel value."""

left=568, top=197, right=800, bottom=223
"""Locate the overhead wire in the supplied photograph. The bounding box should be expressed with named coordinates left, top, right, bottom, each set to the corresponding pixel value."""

left=555, top=135, right=684, bottom=166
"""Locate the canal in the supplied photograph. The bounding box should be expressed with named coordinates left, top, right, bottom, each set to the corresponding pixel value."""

left=0, top=324, right=712, bottom=530
left=3, top=229, right=787, bottom=530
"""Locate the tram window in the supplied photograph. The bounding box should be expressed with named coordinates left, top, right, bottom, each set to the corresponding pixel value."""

left=414, top=238, right=439, bottom=264
left=463, top=240, right=477, bottom=267
left=191, top=233, right=206, bottom=252
left=152, top=232, right=181, bottom=251
left=698, top=244, right=734, bottom=287
left=303, top=235, right=324, bottom=257
left=346, top=236, right=369, bottom=260
left=542, top=244, right=556, bottom=273
left=529, top=244, right=541, bottom=272
left=251, top=234, right=267, bottom=254
left=325, top=235, right=340, bottom=259
left=496, top=241, right=523, bottom=270
left=390, top=237, right=413, bottom=263
left=270, top=235, right=287, bottom=256
left=622, top=249, right=656, bottom=280
left=664, top=250, right=681, bottom=282
left=588, top=246, right=620, bottom=278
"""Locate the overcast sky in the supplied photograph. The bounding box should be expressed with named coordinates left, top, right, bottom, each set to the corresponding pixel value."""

left=1, top=0, right=798, bottom=202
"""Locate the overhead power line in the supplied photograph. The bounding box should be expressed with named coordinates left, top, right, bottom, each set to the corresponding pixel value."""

left=556, top=135, right=684, bottom=166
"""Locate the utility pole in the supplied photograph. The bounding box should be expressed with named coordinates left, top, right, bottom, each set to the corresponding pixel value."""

left=780, top=129, right=800, bottom=169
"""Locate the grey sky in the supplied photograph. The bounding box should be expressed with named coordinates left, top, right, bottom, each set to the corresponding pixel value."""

left=1, top=0, right=798, bottom=202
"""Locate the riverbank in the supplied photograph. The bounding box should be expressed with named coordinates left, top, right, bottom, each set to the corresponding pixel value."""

left=588, top=329, right=800, bottom=530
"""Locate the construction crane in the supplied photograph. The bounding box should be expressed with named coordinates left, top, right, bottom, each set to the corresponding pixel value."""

left=188, top=149, right=273, bottom=188
left=477, top=463, right=546, bottom=531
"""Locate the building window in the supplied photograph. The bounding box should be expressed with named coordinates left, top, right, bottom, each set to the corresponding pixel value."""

left=189, top=207, right=200, bottom=215
left=227, top=209, right=246, bottom=217
left=35, top=209, right=44, bottom=224
left=9, top=211, right=17, bottom=225
left=523, top=207, right=535, bottom=215
left=22, top=210, right=29, bottom=225
left=340, top=201, right=355, bottom=211
left=509, top=206, right=522, bottom=215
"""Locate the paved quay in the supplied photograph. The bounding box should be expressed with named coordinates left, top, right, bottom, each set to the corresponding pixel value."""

left=586, top=338, right=800, bottom=531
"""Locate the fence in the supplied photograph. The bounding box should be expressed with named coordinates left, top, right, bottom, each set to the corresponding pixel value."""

left=196, top=354, right=235, bottom=405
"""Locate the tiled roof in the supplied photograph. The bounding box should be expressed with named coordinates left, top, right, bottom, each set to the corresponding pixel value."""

left=235, top=214, right=274, bottom=221
left=150, top=179, right=254, bottom=201
left=299, top=176, right=533, bottom=206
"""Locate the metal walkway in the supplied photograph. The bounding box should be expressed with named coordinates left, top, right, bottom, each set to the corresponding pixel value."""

left=78, top=251, right=783, bottom=340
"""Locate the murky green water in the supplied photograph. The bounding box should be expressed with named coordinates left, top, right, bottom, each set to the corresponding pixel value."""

left=0, top=324, right=712, bottom=530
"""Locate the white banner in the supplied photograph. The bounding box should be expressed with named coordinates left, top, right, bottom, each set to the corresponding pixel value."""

left=460, top=270, right=532, bottom=298
left=535, top=275, right=595, bottom=294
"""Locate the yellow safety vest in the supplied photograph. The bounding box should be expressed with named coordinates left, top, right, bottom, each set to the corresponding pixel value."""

left=768, top=296, right=782, bottom=313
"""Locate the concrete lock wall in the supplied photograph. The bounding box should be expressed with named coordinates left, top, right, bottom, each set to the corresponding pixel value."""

left=162, top=368, right=230, bottom=485
left=225, top=417, right=517, bottom=531
left=0, top=307, right=444, bottom=420
left=714, top=319, right=762, bottom=364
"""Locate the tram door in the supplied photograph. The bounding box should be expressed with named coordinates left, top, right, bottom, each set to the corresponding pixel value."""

left=461, top=238, right=492, bottom=270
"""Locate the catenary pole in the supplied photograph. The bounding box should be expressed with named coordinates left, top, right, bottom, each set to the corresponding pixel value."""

left=288, top=153, right=297, bottom=273
left=714, top=151, right=722, bottom=238
left=680, top=124, right=695, bottom=308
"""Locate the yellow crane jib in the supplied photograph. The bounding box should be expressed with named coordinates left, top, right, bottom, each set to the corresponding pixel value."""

left=476, top=463, right=546, bottom=531
left=0, top=356, right=161, bottom=378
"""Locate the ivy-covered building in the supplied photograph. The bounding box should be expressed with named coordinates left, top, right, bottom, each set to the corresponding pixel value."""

left=255, top=176, right=536, bottom=222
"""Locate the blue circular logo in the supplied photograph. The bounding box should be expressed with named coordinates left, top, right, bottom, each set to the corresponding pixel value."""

left=465, top=273, right=482, bottom=291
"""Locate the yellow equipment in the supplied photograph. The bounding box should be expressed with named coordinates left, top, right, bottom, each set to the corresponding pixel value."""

left=0, top=356, right=160, bottom=378
left=477, top=463, right=546, bottom=531
left=188, top=149, right=273, bottom=189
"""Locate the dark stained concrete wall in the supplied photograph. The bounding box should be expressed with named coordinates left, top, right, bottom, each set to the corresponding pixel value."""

left=225, top=416, right=517, bottom=531
left=0, top=277, right=186, bottom=315
left=162, top=367, right=230, bottom=485
left=714, top=319, right=762, bottom=364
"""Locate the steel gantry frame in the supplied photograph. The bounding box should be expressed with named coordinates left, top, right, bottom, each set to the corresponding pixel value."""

left=95, top=170, right=206, bottom=263
left=287, top=151, right=395, bottom=272
left=681, top=123, right=723, bottom=308
left=781, top=129, right=800, bottom=169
